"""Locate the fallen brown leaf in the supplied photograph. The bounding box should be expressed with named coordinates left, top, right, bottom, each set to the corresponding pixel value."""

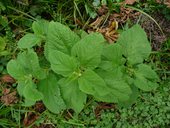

left=1, top=88, right=18, bottom=106
left=125, top=0, right=136, bottom=5
left=1, top=75, right=15, bottom=84
left=156, top=0, right=170, bottom=7
left=96, top=21, right=119, bottom=43
left=23, top=112, right=39, bottom=127
left=88, top=16, right=119, bottom=43
left=109, top=6, right=140, bottom=24
left=87, top=5, right=140, bottom=43
left=97, top=5, right=108, bottom=15
left=165, top=2, right=170, bottom=8
left=89, top=16, right=105, bottom=29
left=2, top=88, right=10, bottom=95
left=35, top=102, right=46, bottom=113
left=95, top=103, right=115, bottom=119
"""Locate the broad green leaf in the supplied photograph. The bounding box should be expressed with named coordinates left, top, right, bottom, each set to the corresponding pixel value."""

left=71, top=33, right=105, bottom=69
left=49, top=50, right=78, bottom=77
left=123, top=74, right=134, bottom=85
left=18, top=79, right=43, bottom=106
left=7, top=60, right=26, bottom=80
left=0, top=37, right=6, bottom=51
left=94, top=82, right=131, bottom=102
left=17, top=81, right=26, bottom=96
left=117, top=24, right=151, bottom=65
left=135, top=64, right=159, bottom=80
left=78, top=69, right=109, bottom=96
left=102, top=68, right=131, bottom=95
left=95, top=92, right=119, bottom=102
left=32, top=19, right=49, bottom=36
left=96, top=66, right=124, bottom=79
left=23, top=80, right=43, bottom=101
left=96, top=69, right=132, bottom=102
left=102, top=43, right=124, bottom=67
left=134, top=73, right=158, bottom=91
left=22, top=99, right=36, bottom=107
left=134, top=64, right=159, bottom=91
left=98, top=61, right=113, bottom=71
left=38, top=74, right=66, bottom=114
left=17, top=50, right=46, bottom=79
left=77, top=30, right=88, bottom=39
left=107, top=81, right=132, bottom=101
left=7, top=50, right=46, bottom=86
left=13, top=79, right=37, bottom=107
left=0, top=50, right=9, bottom=56
left=46, top=21, right=80, bottom=55
left=59, top=78, right=87, bottom=113
left=118, top=85, right=139, bottom=107
left=18, top=33, right=42, bottom=49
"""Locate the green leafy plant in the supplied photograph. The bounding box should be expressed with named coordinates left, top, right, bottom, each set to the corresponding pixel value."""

left=7, top=19, right=159, bottom=114
left=76, top=81, right=170, bottom=128
left=0, top=37, right=10, bottom=56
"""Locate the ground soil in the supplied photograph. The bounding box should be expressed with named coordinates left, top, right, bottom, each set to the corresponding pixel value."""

left=141, top=12, right=170, bottom=50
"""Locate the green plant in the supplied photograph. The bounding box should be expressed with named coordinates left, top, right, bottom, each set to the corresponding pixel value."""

left=0, top=104, right=22, bottom=128
left=76, top=81, right=170, bottom=128
left=0, top=37, right=9, bottom=56
left=7, top=19, right=159, bottom=114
